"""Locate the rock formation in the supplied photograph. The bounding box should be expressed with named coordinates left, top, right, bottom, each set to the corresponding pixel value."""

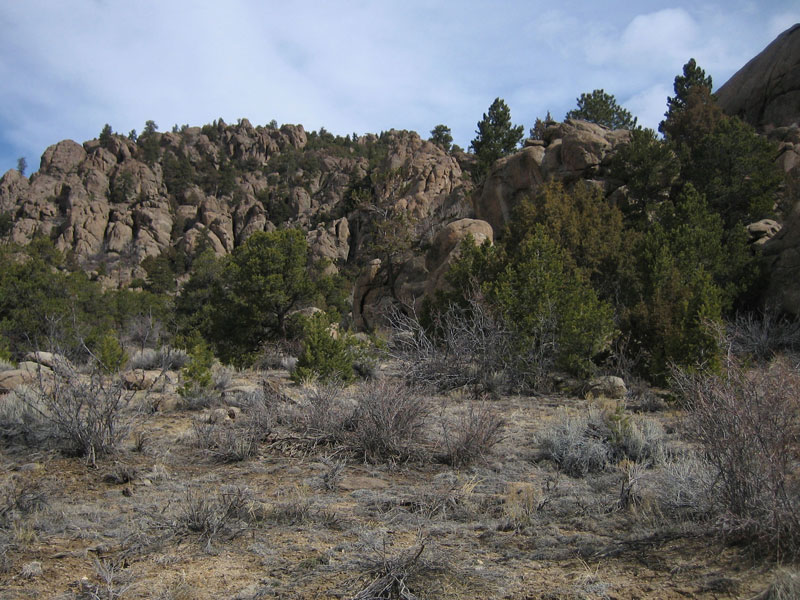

left=712, top=23, right=800, bottom=315
left=475, top=120, right=630, bottom=234
left=716, top=24, right=800, bottom=130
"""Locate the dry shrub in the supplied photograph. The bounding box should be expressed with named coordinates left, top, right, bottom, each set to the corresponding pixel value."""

left=191, top=419, right=260, bottom=463
left=352, top=534, right=428, bottom=600
left=645, top=452, right=715, bottom=521
left=537, top=405, right=666, bottom=477
left=438, top=401, right=505, bottom=467
left=128, top=346, right=189, bottom=371
left=0, top=477, right=48, bottom=529
left=387, top=300, right=525, bottom=392
left=298, top=381, right=350, bottom=442
left=537, top=408, right=610, bottom=477
left=293, top=378, right=429, bottom=464
left=759, top=569, right=800, bottom=600
left=350, top=378, right=429, bottom=464
left=175, top=486, right=254, bottom=552
left=0, top=360, right=141, bottom=465
left=727, top=310, right=800, bottom=362
left=503, top=482, right=546, bottom=529
left=190, top=391, right=274, bottom=463
left=672, top=356, right=800, bottom=556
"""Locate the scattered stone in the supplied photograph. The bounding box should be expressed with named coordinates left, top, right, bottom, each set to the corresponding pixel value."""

left=585, top=375, right=627, bottom=400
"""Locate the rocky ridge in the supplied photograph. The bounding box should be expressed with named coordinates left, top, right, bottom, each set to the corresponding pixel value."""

left=0, top=117, right=648, bottom=330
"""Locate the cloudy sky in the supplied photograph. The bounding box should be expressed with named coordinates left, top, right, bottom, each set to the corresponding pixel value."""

left=1, top=1, right=798, bottom=173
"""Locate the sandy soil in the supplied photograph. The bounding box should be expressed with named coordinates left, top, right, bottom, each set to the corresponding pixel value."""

left=0, top=367, right=786, bottom=599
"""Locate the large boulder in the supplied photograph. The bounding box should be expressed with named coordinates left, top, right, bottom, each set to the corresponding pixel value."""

left=425, top=218, right=493, bottom=296
left=39, top=140, right=87, bottom=176
left=762, top=201, right=800, bottom=315
left=475, top=147, right=545, bottom=234
left=0, top=169, right=30, bottom=212
left=716, top=24, right=800, bottom=129
left=307, top=218, right=350, bottom=269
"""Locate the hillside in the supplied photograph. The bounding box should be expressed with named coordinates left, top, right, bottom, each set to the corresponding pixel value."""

left=0, top=117, right=651, bottom=331
left=1, top=28, right=800, bottom=600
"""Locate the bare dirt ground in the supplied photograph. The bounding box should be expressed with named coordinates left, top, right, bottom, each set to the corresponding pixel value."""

left=0, top=365, right=786, bottom=599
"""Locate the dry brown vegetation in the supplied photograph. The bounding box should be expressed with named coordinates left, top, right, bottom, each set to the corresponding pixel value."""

left=0, top=355, right=795, bottom=599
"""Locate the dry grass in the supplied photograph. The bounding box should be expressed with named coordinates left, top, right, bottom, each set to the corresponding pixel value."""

left=0, top=359, right=788, bottom=598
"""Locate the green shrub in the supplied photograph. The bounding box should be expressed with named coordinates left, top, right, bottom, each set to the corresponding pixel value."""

left=292, top=313, right=355, bottom=384
left=180, top=229, right=316, bottom=366
left=180, top=339, right=215, bottom=403
left=453, top=227, right=616, bottom=379
left=94, top=331, right=128, bottom=374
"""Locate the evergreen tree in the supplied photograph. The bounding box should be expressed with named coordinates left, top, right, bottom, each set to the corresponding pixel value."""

left=660, top=58, right=713, bottom=136
left=99, top=124, right=114, bottom=149
left=470, top=98, right=524, bottom=180
left=566, top=89, right=637, bottom=130
left=429, top=124, right=453, bottom=152
left=196, top=229, right=316, bottom=365
left=529, top=111, right=552, bottom=140
left=138, top=120, right=160, bottom=165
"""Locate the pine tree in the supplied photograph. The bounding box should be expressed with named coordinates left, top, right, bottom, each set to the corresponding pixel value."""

left=470, top=98, right=524, bottom=180
left=429, top=124, right=453, bottom=152
left=566, top=89, right=637, bottom=130
left=659, top=58, right=713, bottom=135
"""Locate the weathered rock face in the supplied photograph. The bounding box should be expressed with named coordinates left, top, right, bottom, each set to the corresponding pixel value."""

left=716, top=24, right=800, bottom=130
left=0, top=124, right=471, bottom=289
left=352, top=218, right=493, bottom=331
left=424, top=218, right=493, bottom=297
left=475, top=120, right=630, bottom=234
left=762, top=202, right=800, bottom=315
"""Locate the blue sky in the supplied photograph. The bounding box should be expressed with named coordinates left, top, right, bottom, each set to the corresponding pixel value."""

left=1, top=1, right=798, bottom=174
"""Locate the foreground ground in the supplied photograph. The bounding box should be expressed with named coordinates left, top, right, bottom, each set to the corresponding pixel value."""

left=0, top=364, right=788, bottom=599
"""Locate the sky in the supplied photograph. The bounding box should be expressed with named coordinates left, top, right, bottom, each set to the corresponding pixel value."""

left=1, top=1, right=798, bottom=174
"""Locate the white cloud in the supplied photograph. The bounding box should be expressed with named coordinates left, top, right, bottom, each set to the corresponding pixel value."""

left=0, top=1, right=798, bottom=171
left=584, top=8, right=700, bottom=73
left=625, top=83, right=672, bottom=131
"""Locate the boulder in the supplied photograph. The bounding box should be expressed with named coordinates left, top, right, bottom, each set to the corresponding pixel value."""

left=39, top=140, right=87, bottom=176
left=23, top=351, right=70, bottom=370
left=559, top=120, right=613, bottom=173
left=475, top=120, right=629, bottom=235
left=122, top=369, right=176, bottom=391
left=475, top=147, right=545, bottom=234
left=585, top=376, right=627, bottom=400
left=716, top=24, right=800, bottom=129
left=307, top=217, right=350, bottom=268
left=747, top=219, right=782, bottom=245
left=0, top=168, right=30, bottom=212
left=425, top=218, right=493, bottom=296
left=0, top=369, right=37, bottom=393
left=762, top=202, right=800, bottom=315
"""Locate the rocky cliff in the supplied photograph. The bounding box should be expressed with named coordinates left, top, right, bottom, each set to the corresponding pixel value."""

left=0, top=116, right=645, bottom=329
left=716, top=24, right=800, bottom=130
left=0, top=122, right=471, bottom=284
left=714, top=23, right=800, bottom=315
